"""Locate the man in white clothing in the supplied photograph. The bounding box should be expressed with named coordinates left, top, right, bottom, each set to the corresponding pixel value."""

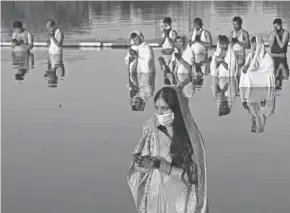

left=229, top=16, right=250, bottom=69
left=188, top=18, right=212, bottom=74
left=11, top=21, right=33, bottom=52
left=159, top=17, right=177, bottom=65
left=46, top=19, right=64, bottom=56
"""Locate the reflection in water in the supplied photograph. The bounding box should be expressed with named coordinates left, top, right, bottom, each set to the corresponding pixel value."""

left=273, top=57, right=289, bottom=90
left=128, top=72, right=156, bottom=111
left=11, top=51, right=34, bottom=83
left=211, top=77, right=238, bottom=116
left=2, top=1, right=290, bottom=42
left=240, top=87, right=276, bottom=133
left=44, top=54, right=65, bottom=88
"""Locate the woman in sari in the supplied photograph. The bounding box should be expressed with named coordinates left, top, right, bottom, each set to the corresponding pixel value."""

left=239, top=35, right=275, bottom=88
left=210, top=35, right=239, bottom=77
left=127, top=86, right=208, bottom=213
left=240, top=87, right=276, bottom=133
left=125, top=31, right=155, bottom=74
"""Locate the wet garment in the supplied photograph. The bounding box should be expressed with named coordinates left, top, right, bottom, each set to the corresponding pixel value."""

left=232, top=30, right=246, bottom=66
left=239, top=36, right=275, bottom=88
left=125, top=42, right=156, bottom=73
left=49, top=29, right=62, bottom=55
left=210, top=41, right=239, bottom=77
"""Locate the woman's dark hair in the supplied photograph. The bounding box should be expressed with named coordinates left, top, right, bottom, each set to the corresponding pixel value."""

left=13, top=21, right=22, bottom=29
left=154, top=87, right=196, bottom=185
left=233, top=16, right=243, bottom=25
left=251, top=36, right=256, bottom=43
left=273, top=18, right=282, bottom=25
left=163, top=17, right=172, bottom=25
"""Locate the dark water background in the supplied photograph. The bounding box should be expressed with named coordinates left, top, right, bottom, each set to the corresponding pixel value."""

left=1, top=1, right=290, bottom=43
left=2, top=1, right=290, bottom=213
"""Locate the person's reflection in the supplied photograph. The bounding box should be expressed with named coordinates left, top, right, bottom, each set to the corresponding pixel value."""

left=240, top=87, right=276, bottom=133
left=11, top=51, right=34, bottom=83
left=128, top=72, right=156, bottom=111
left=44, top=53, right=65, bottom=88
left=273, top=57, right=289, bottom=90
left=211, top=76, right=238, bottom=116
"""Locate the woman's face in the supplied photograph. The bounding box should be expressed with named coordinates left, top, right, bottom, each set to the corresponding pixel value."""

left=175, top=38, right=184, bottom=51
left=251, top=41, right=257, bottom=51
left=219, top=42, right=228, bottom=51
left=155, top=97, right=173, bottom=115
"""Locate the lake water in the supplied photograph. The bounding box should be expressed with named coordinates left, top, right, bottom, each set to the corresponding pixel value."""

left=2, top=1, right=290, bottom=213
left=2, top=46, right=290, bottom=213
left=1, top=1, right=290, bottom=43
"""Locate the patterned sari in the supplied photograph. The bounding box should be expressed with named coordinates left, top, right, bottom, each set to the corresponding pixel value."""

left=127, top=86, right=208, bottom=213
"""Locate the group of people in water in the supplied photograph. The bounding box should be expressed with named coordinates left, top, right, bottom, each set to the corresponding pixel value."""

left=10, top=19, right=65, bottom=87
left=125, top=16, right=289, bottom=89
left=125, top=16, right=286, bottom=213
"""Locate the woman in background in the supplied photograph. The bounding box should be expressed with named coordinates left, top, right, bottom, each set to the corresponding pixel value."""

left=239, top=35, right=275, bottom=88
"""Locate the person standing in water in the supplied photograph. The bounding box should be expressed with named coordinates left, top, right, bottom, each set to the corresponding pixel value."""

left=11, top=21, right=33, bottom=52
left=159, top=17, right=178, bottom=65
left=125, top=31, right=156, bottom=73
left=229, top=16, right=250, bottom=71
left=188, top=18, right=212, bottom=75
left=269, top=18, right=289, bottom=89
left=46, top=19, right=64, bottom=56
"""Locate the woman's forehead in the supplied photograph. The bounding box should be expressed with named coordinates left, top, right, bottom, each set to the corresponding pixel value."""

left=155, top=98, right=168, bottom=107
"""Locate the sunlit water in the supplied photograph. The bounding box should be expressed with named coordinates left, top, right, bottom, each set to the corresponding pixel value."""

left=1, top=1, right=290, bottom=43
left=1, top=46, right=290, bottom=213
left=2, top=1, right=290, bottom=213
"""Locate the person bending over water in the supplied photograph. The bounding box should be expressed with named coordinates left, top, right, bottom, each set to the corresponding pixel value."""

left=229, top=16, right=250, bottom=71
left=239, top=36, right=275, bottom=88
left=127, top=86, right=208, bottom=213
left=269, top=18, right=289, bottom=89
left=210, top=35, right=239, bottom=77
left=11, top=21, right=33, bottom=52
left=189, top=18, right=212, bottom=75
left=46, top=19, right=64, bottom=56
left=159, top=17, right=178, bottom=65
left=125, top=31, right=155, bottom=73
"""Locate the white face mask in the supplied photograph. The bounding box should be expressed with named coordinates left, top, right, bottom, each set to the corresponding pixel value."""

left=164, top=26, right=171, bottom=30
left=156, top=112, right=174, bottom=127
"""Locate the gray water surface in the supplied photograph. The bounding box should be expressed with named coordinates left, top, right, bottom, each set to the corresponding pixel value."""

left=1, top=1, right=290, bottom=43
left=1, top=47, right=290, bottom=213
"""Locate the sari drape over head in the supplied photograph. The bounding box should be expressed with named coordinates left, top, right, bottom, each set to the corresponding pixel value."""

left=239, top=35, right=275, bottom=88
left=127, top=86, right=208, bottom=213
left=125, top=31, right=156, bottom=74
left=210, top=40, right=239, bottom=77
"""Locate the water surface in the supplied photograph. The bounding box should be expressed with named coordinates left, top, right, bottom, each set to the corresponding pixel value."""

left=2, top=1, right=290, bottom=43
left=2, top=47, right=290, bottom=213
